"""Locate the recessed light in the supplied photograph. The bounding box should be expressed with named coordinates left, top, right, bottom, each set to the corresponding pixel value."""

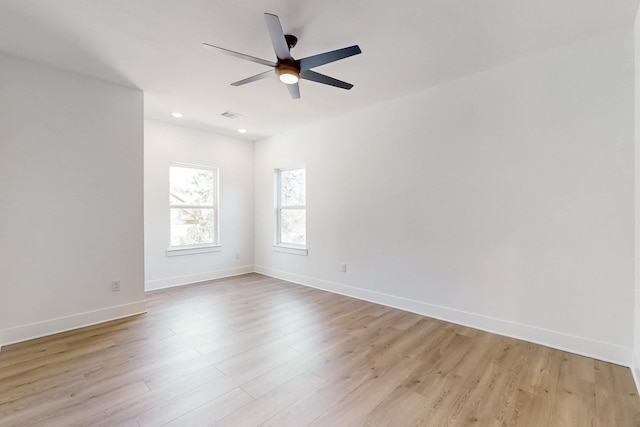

left=171, top=112, right=183, bottom=118
left=238, top=129, right=247, bottom=134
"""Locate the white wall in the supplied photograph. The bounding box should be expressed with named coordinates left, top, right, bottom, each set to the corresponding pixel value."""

left=144, top=120, right=254, bottom=290
left=0, top=54, right=145, bottom=348
left=255, top=28, right=635, bottom=365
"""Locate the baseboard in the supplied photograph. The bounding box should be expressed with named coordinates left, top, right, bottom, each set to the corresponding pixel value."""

left=254, top=265, right=632, bottom=367
left=4, top=265, right=629, bottom=368
left=632, top=351, right=640, bottom=394
left=0, top=300, right=147, bottom=351
left=145, top=265, right=254, bottom=291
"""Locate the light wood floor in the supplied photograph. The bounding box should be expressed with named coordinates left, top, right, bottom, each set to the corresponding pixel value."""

left=1, top=274, right=639, bottom=426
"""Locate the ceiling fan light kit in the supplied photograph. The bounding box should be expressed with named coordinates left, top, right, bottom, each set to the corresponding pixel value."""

left=277, top=65, right=299, bottom=85
left=203, top=13, right=361, bottom=99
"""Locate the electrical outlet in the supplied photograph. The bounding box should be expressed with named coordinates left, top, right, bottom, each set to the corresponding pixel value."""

left=341, top=264, right=347, bottom=273
left=235, top=252, right=240, bottom=260
left=111, top=280, right=121, bottom=292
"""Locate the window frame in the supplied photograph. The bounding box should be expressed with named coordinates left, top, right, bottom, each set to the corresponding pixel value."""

left=274, top=166, right=308, bottom=256
left=167, top=162, right=220, bottom=256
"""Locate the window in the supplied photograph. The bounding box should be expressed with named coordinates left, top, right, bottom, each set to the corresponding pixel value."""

left=276, top=167, right=306, bottom=251
left=169, top=164, right=218, bottom=250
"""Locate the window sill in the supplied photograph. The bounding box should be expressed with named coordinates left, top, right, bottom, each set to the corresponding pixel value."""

left=166, top=245, right=222, bottom=257
left=273, top=245, right=308, bottom=256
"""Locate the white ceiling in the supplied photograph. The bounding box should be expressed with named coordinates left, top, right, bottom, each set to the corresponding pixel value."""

left=0, top=0, right=637, bottom=140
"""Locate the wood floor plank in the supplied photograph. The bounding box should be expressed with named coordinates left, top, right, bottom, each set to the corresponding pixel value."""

left=362, top=386, right=430, bottom=427
left=216, top=371, right=325, bottom=426
left=307, top=354, right=422, bottom=426
left=213, top=339, right=301, bottom=375
left=0, top=273, right=639, bottom=426
left=163, top=387, right=253, bottom=426
left=594, top=360, right=640, bottom=427
left=7, top=381, right=150, bottom=427
left=261, top=363, right=374, bottom=426
left=133, top=372, right=253, bottom=426
left=550, top=353, right=598, bottom=427
left=134, top=352, right=304, bottom=426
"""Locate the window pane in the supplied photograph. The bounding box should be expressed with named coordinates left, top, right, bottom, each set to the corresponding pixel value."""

left=280, top=169, right=305, bottom=207
left=170, top=166, right=214, bottom=206
left=170, top=208, right=214, bottom=246
left=280, top=208, right=306, bottom=245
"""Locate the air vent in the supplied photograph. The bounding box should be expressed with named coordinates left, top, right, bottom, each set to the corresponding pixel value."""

left=221, top=111, right=242, bottom=119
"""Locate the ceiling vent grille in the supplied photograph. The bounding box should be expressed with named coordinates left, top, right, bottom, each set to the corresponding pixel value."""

left=220, top=111, right=242, bottom=119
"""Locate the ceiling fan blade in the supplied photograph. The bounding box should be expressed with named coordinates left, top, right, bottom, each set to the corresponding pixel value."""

left=286, top=82, right=301, bottom=99
left=300, top=70, right=354, bottom=90
left=298, top=45, right=362, bottom=71
left=264, top=13, right=292, bottom=60
left=202, top=43, right=277, bottom=67
left=231, top=69, right=276, bottom=86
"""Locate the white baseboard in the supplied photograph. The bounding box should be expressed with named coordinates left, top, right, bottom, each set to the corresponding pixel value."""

left=3, top=265, right=633, bottom=372
left=632, top=351, right=640, bottom=394
left=145, top=265, right=254, bottom=291
left=0, top=300, right=147, bottom=351
left=254, top=265, right=632, bottom=367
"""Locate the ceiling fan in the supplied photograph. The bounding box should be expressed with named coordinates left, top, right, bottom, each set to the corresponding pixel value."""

left=203, top=13, right=361, bottom=100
